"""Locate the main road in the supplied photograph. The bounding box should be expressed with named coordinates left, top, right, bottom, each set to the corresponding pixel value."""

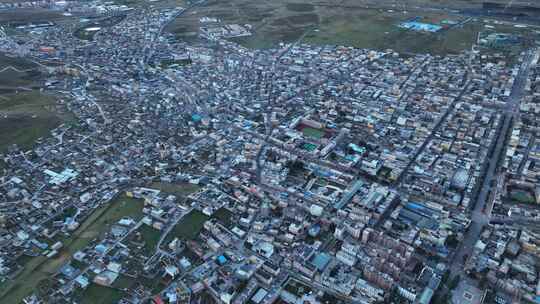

left=394, top=79, right=471, bottom=186
left=448, top=48, right=538, bottom=279
left=255, top=25, right=318, bottom=183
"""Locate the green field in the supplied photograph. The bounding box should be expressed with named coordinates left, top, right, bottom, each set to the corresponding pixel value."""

left=112, top=274, right=136, bottom=289
left=305, top=10, right=483, bottom=55
left=302, top=127, right=325, bottom=139
left=162, top=209, right=209, bottom=246
left=0, top=195, right=145, bottom=304
left=79, top=283, right=125, bottom=304
left=0, top=55, right=73, bottom=154
left=211, top=207, right=234, bottom=228
left=0, top=91, right=73, bottom=154
left=510, top=190, right=536, bottom=204
left=0, top=54, right=41, bottom=91
left=167, top=0, right=538, bottom=55
left=0, top=8, right=68, bottom=24
left=149, top=181, right=200, bottom=199
left=0, top=54, right=43, bottom=107
left=137, top=224, right=162, bottom=254
left=234, top=8, right=482, bottom=55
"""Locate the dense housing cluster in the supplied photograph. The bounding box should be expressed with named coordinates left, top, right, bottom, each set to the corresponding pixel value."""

left=0, top=1, right=539, bottom=304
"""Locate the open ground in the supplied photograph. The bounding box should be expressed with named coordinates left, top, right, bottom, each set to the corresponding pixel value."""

left=0, top=54, right=74, bottom=156
left=165, top=0, right=539, bottom=54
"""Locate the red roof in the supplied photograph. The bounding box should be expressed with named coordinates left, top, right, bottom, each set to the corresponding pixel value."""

left=153, top=296, right=164, bottom=304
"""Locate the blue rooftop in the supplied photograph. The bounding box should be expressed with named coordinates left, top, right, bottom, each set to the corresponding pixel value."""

left=191, top=114, right=202, bottom=122
left=311, top=252, right=331, bottom=271
left=335, top=180, right=364, bottom=209
left=399, top=21, right=442, bottom=32
left=216, top=255, right=227, bottom=265
left=95, top=244, right=108, bottom=254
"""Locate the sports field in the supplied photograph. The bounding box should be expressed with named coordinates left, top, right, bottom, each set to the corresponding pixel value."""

left=302, top=127, right=325, bottom=139
left=302, top=142, right=318, bottom=151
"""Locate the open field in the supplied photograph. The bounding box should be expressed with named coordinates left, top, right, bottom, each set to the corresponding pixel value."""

left=149, top=181, right=200, bottom=198
left=302, top=127, right=325, bottom=139
left=302, top=8, right=482, bottom=55
left=79, top=283, right=125, bottom=304
left=0, top=91, right=73, bottom=153
left=211, top=207, right=234, bottom=228
left=166, top=0, right=480, bottom=53
left=0, top=54, right=41, bottom=92
left=163, top=209, right=209, bottom=246
left=327, top=0, right=540, bottom=11
left=0, top=195, right=145, bottom=304
left=118, top=0, right=186, bottom=8
left=0, top=54, right=73, bottom=154
left=166, top=0, right=539, bottom=55
left=137, top=224, right=162, bottom=254
left=0, top=8, right=69, bottom=25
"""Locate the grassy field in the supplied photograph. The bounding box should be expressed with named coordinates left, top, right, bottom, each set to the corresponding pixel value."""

left=106, top=0, right=185, bottom=9
left=0, top=54, right=41, bottom=92
left=0, top=91, right=71, bottom=153
left=163, top=209, right=209, bottom=246
left=79, top=283, right=125, bottom=304
left=149, top=181, right=200, bottom=198
left=278, top=9, right=478, bottom=54
left=0, top=8, right=68, bottom=24
left=167, top=0, right=537, bottom=55
left=302, top=127, right=325, bottom=139
left=167, top=0, right=480, bottom=54
left=211, top=207, right=234, bottom=228
left=0, top=195, right=145, bottom=304
left=0, top=55, right=73, bottom=154
left=303, top=9, right=482, bottom=55
left=112, top=274, right=136, bottom=289
left=137, top=224, right=162, bottom=254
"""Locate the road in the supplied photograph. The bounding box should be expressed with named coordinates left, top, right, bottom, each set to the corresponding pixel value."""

left=448, top=48, right=537, bottom=279
left=146, top=207, right=195, bottom=266
left=255, top=25, right=317, bottom=183
left=143, top=7, right=189, bottom=65
left=394, top=80, right=471, bottom=186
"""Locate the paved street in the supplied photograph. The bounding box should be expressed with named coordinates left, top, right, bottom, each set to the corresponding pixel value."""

left=449, top=48, right=538, bottom=279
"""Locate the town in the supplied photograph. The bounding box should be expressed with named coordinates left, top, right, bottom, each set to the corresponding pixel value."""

left=0, top=0, right=540, bottom=304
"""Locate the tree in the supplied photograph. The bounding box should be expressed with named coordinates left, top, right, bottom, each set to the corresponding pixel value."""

left=448, top=275, right=460, bottom=290
left=479, top=276, right=489, bottom=289
left=286, top=160, right=304, bottom=176
left=445, top=234, right=459, bottom=248
left=329, top=152, right=338, bottom=160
